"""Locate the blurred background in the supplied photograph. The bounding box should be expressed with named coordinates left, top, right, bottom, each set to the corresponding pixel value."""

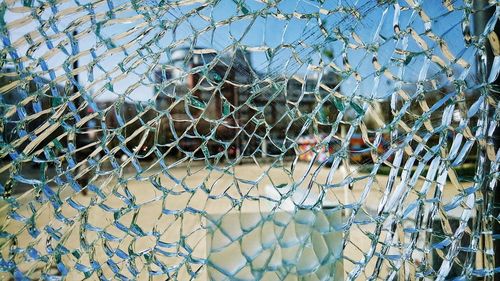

left=0, top=0, right=497, bottom=280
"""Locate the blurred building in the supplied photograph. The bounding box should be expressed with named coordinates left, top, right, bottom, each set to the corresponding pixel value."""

left=154, top=47, right=254, bottom=158
left=247, top=71, right=341, bottom=156
left=154, top=47, right=344, bottom=159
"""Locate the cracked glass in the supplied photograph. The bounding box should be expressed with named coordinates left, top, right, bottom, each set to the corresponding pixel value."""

left=0, top=0, right=499, bottom=280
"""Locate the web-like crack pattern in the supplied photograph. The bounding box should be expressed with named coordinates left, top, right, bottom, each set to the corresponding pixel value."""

left=0, top=0, right=499, bottom=280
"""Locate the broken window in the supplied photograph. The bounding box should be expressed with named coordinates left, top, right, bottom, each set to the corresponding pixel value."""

left=0, top=0, right=498, bottom=280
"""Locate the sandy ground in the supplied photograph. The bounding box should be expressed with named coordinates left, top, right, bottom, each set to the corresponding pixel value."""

left=0, top=159, right=473, bottom=280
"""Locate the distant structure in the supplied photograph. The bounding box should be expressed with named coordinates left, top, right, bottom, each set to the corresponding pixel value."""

left=153, top=47, right=344, bottom=159
left=154, top=47, right=254, bottom=158
left=154, top=49, right=345, bottom=158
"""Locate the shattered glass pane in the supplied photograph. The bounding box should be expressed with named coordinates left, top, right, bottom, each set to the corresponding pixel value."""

left=0, top=0, right=499, bottom=279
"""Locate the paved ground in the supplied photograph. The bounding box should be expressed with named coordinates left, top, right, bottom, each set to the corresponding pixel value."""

left=0, top=159, right=473, bottom=280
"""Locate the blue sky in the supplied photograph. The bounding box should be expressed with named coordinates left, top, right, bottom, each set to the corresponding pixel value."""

left=1, top=0, right=476, bottom=102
